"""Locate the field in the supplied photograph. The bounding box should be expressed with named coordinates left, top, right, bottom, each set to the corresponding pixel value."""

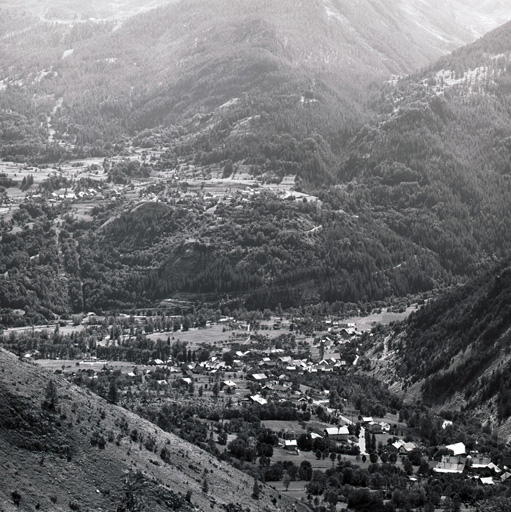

left=343, top=305, right=419, bottom=332
left=261, top=420, right=308, bottom=436
left=146, top=319, right=307, bottom=351
left=146, top=324, right=235, bottom=350
left=36, top=359, right=147, bottom=374
left=3, top=323, right=85, bottom=337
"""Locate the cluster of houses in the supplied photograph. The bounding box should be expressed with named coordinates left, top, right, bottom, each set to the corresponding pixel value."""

left=430, top=442, right=511, bottom=484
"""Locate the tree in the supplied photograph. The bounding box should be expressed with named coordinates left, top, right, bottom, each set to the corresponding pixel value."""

left=117, top=472, right=145, bottom=512
left=297, top=433, right=313, bottom=451
left=299, top=460, right=313, bottom=481
left=403, top=458, right=413, bottom=475
left=43, top=379, right=58, bottom=411
left=283, top=471, right=291, bottom=491
left=11, top=490, right=21, bottom=507
left=252, top=479, right=260, bottom=499
left=419, top=459, right=430, bottom=476
left=109, top=379, right=118, bottom=404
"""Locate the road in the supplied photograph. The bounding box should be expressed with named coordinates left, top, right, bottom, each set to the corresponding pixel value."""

left=359, top=426, right=367, bottom=455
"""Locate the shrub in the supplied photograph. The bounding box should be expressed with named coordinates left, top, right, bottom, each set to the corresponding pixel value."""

left=11, top=490, right=21, bottom=507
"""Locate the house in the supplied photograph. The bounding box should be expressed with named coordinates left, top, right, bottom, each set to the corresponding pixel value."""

left=250, top=373, right=268, bottom=382
left=500, top=472, right=511, bottom=482
left=393, top=441, right=417, bottom=454
left=250, top=394, right=268, bottom=405
left=433, top=456, right=465, bottom=474
left=283, top=439, right=298, bottom=450
left=379, top=422, right=391, bottom=432
left=480, top=477, right=495, bottom=485
left=444, top=455, right=467, bottom=466
left=487, top=462, right=502, bottom=474
left=324, top=426, right=350, bottom=441
left=221, top=380, right=238, bottom=390
left=468, top=456, right=492, bottom=470
left=446, top=442, right=466, bottom=456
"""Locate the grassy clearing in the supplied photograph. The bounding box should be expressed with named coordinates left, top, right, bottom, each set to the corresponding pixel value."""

left=146, top=325, right=234, bottom=350
left=261, top=420, right=308, bottom=435
left=146, top=322, right=298, bottom=350
left=343, top=305, right=419, bottom=332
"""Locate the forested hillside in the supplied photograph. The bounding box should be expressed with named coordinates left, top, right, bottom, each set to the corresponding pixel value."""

left=366, top=257, right=511, bottom=428
left=75, top=195, right=449, bottom=313
left=338, top=19, right=511, bottom=277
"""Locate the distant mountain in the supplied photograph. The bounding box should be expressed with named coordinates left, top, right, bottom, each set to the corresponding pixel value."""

left=365, top=258, right=511, bottom=435
left=0, top=0, right=179, bottom=21
left=2, top=0, right=511, bottom=177
left=0, top=347, right=286, bottom=512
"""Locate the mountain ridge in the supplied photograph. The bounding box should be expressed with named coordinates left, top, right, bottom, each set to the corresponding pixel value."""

left=3, top=0, right=511, bottom=167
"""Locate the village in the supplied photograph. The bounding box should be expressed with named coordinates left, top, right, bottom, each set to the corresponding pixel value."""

left=7, top=309, right=509, bottom=511
left=0, top=151, right=321, bottom=232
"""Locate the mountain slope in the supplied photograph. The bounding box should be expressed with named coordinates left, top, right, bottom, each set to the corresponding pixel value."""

left=338, top=19, right=511, bottom=277
left=0, top=348, right=288, bottom=512
left=365, top=259, right=511, bottom=434
left=0, top=0, right=179, bottom=21
left=2, top=0, right=511, bottom=173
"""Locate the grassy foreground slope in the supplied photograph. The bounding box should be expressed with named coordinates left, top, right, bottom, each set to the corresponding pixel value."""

left=0, top=348, right=291, bottom=512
